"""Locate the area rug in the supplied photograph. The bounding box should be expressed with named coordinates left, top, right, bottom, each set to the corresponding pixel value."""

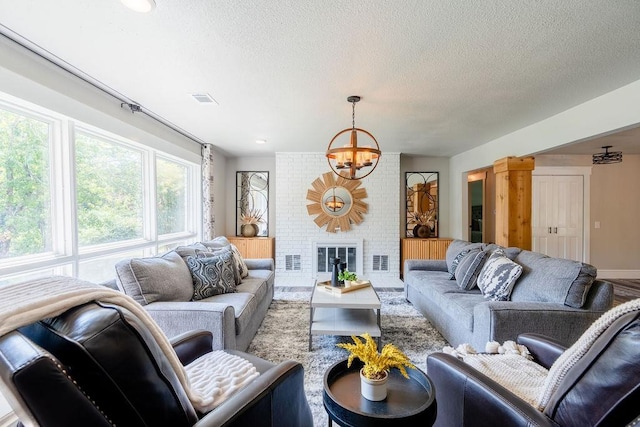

left=247, top=290, right=448, bottom=426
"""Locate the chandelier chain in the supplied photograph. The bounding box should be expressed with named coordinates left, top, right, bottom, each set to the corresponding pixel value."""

left=352, top=100, right=356, bottom=130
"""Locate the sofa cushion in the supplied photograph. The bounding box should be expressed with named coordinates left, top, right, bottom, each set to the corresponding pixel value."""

left=477, top=249, right=523, bottom=301
left=455, top=248, right=489, bottom=291
left=187, top=250, right=238, bottom=300
left=199, top=292, right=257, bottom=336
left=511, top=250, right=597, bottom=308
left=115, top=251, right=193, bottom=305
left=235, top=277, right=269, bottom=302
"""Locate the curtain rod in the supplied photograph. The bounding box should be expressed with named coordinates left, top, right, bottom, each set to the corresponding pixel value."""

left=0, top=23, right=206, bottom=148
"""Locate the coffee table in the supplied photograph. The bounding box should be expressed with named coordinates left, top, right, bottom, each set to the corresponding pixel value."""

left=309, top=280, right=381, bottom=351
left=323, top=359, right=436, bottom=426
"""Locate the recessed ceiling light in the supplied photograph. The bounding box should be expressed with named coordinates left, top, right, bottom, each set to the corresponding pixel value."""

left=191, top=93, right=219, bottom=105
left=120, top=0, right=156, bottom=13
left=256, top=139, right=267, bottom=144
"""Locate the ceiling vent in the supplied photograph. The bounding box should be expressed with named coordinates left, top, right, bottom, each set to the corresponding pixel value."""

left=191, top=93, right=218, bottom=104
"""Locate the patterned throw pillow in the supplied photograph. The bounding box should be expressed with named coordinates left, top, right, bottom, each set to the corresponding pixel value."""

left=229, top=244, right=249, bottom=279
left=201, top=238, right=249, bottom=280
left=194, top=248, right=242, bottom=285
left=187, top=251, right=238, bottom=300
left=455, top=248, right=489, bottom=290
left=477, top=249, right=523, bottom=301
left=448, top=249, right=470, bottom=279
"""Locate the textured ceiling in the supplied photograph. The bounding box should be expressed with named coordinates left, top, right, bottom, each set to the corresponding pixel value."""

left=0, top=0, right=639, bottom=157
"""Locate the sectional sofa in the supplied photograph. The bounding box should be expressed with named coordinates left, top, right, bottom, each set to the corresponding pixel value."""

left=404, top=240, right=614, bottom=348
left=105, top=237, right=274, bottom=351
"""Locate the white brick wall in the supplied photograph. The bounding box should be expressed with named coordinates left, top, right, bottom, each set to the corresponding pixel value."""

left=275, top=152, right=401, bottom=286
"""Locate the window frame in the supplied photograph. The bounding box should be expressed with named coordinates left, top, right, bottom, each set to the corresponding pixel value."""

left=0, top=94, right=201, bottom=282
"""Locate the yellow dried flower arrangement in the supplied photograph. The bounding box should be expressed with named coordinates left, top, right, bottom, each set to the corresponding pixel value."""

left=337, top=333, right=416, bottom=380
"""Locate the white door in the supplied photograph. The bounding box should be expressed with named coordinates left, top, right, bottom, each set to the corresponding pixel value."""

left=532, top=175, right=584, bottom=261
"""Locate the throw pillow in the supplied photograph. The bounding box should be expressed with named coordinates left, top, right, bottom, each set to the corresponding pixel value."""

left=448, top=249, right=470, bottom=279
left=187, top=251, right=238, bottom=300
left=477, top=249, right=523, bottom=301
left=201, top=238, right=249, bottom=279
left=115, top=250, right=194, bottom=305
left=194, top=248, right=242, bottom=285
left=455, top=248, right=489, bottom=291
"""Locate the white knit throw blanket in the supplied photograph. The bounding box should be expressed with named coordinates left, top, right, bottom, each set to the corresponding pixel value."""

left=0, top=276, right=258, bottom=413
left=443, top=341, right=547, bottom=406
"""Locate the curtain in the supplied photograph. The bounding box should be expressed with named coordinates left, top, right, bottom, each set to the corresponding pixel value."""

left=201, top=144, right=215, bottom=240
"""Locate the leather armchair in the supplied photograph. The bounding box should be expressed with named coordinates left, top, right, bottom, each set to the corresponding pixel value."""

left=0, top=301, right=313, bottom=427
left=427, top=309, right=640, bottom=427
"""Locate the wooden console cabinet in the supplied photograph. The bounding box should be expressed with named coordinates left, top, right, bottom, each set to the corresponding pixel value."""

left=400, top=238, right=453, bottom=276
left=227, top=237, right=275, bottom=260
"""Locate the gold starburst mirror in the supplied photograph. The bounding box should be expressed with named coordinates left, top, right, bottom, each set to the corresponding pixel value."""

left=306, top=172, right=368, bottom=232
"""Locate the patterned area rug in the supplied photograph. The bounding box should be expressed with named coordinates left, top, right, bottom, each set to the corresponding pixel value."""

left=247, top=290, right=448, bottom=426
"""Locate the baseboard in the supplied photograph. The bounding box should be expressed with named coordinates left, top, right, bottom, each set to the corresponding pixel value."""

left=597, top=270, right=640, bottom=279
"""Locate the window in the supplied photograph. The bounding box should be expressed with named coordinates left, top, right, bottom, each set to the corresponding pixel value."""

left=76, top=131, right=144, bottom=247
left=0, top=95, right=201, bottom=283
left=156, top=157, right=188, bottom=236
left=0, top=106, right=52, bottom=259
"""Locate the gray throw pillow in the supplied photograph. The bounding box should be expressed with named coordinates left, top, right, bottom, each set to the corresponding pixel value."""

left=115, top=250, right=194, bottom=305
left=446, top=240, right=483, bottom=277
left=455, top=248, right=489, bottom=290
left=448, top=249, right=470, bottom=279
left=187, top=251, right=238, bottom=300
left=477, top=249, right=523, bottom=301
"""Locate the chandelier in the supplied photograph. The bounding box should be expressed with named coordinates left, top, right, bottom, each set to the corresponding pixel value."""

left=326, top=96, right=381, bottom=180
left=592, top=145, right=622, bottom=164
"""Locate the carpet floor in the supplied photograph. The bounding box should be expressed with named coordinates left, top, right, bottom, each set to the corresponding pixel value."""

left=247, top=290, right=448, bottom=426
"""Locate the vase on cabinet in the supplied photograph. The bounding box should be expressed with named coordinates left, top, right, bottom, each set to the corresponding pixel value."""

left=240, top=224, right=259, bottom=237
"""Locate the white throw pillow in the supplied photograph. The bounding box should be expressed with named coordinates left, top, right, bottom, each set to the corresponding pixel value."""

left=477, top=249, right=523, bottom=301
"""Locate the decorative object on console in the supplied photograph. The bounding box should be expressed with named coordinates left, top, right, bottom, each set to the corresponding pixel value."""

left=236, top=171, right=268, bottom=237
left=239, top=208, right=264, bottom=237
left=338, top=269, right=357, bottom=286
left=592, top=145, right=622, bottom=164
left=306, top=171, right=368, bottom=233
left=337, top=333, right=416, bottom=401
left=405, top=172, right=439, bottom=238
left=326, top=96, right=381, bottom=180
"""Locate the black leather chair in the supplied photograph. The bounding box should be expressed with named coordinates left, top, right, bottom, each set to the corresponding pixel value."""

left=427, top=307, right=640, bottom=427
left=0, top=301, right=313, bottom=427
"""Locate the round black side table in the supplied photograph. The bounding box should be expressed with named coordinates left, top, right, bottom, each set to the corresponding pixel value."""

left=323, top=359, right=436, bottom=427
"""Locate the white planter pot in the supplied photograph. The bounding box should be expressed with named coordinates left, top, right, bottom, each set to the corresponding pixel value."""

left=360, top=369, right=388, bottom=401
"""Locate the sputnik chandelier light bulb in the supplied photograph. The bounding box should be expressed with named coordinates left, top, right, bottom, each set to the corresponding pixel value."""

left=326, top=96, right=381, bottom=180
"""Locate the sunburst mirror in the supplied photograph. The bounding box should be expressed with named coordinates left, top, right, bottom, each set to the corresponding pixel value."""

left=306, top=172, right=368, bottom=233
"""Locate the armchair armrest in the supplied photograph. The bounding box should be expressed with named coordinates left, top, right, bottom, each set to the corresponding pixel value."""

left=145, top=301, right=236, bottom=350
left=517, top=333, right=566, bottom=369
left=170, top=330, right=213, bottom=365
left=404, top=259, right=447, bottom=273
left=195, top=359, right=312, bottom=427
left=427, top=353, right=554, bottom=427
left=244, top=258, right=274, bottom=271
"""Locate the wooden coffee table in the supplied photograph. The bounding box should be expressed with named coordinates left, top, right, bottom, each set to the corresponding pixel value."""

left=309, top=280, right=381, bottom=351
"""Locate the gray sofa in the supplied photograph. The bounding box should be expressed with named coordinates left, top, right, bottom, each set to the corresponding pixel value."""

left=107, top=237, right=274, bottom=351
left=404, top=239, right=614, bottom=349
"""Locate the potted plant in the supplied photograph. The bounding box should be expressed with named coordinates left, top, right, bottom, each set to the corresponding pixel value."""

left=338, top=269, right=357, bottom=286
left=337, top=333, right=416, bottom=401
left=240, top=208, right=264, bottom=237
